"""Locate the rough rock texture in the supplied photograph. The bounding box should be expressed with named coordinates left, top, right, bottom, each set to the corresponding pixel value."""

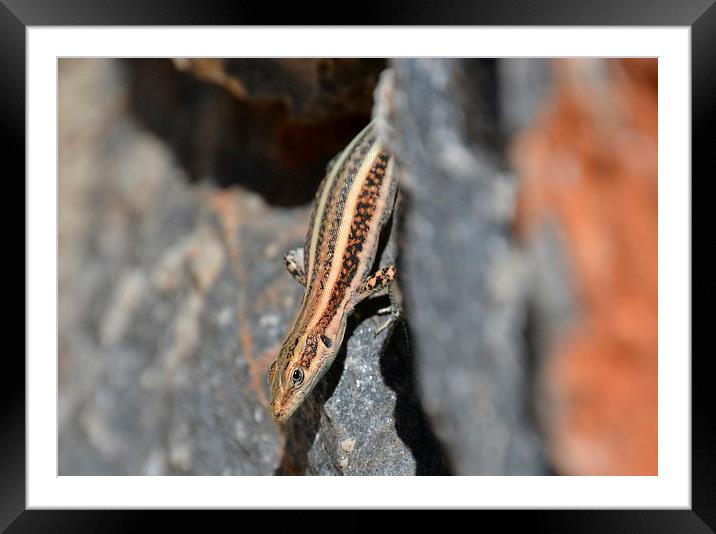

left=59, top=59, right=294, bottom=474
left=513, top=59, right=658, bottom=475
left=375, top=59, right=549, bottom=475
left=279, top=316, right=446, bottom=475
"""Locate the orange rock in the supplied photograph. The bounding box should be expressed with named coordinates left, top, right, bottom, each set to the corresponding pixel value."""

left=514, top=59, right=658, bottom=475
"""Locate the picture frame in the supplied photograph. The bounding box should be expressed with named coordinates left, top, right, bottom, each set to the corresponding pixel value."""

left=5, top=0, right=708, bottom=528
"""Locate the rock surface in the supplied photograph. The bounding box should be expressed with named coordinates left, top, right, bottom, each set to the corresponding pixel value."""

left=59, top=58, right=300, bottom=474
left=375, top=59, right=548, bottom=474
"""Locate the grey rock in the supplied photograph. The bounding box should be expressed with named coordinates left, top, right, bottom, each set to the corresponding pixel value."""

left=498, top=59, right=552, bottom=136
left=59, top=59, right=288, bottom=475
left=375, top=58, right=549, bottom=474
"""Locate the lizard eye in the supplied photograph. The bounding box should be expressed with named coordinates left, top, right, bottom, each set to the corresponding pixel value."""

left=292, top=368, right=304, bottom=387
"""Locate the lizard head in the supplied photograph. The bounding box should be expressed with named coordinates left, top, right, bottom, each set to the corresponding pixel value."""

left=267, top=326, right=344, bottom=423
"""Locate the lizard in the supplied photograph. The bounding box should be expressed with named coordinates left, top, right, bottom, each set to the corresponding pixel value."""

left=267, top=120, right=400, bottom=423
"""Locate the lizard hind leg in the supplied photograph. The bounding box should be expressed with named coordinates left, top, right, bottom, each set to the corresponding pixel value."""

left=284, top=246, right=307, bottom=286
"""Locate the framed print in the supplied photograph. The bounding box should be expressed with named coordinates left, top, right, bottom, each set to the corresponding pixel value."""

left=5, top=0, right=710, bottom=529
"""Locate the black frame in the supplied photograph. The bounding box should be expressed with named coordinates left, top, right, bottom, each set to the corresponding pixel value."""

left=4, top=1, right=709, bottom=530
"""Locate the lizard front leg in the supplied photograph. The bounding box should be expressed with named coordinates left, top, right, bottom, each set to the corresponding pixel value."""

left=284, top=247, right=306, bottom=286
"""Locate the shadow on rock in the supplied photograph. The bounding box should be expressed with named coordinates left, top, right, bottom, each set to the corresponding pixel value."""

left=379, top=312, right=453, bottom=476
left=122, top=59, right=377, bottom=207
left=274, top=296, right=452, bottom=476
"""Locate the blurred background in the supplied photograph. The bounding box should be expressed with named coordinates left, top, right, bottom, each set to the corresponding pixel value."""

left=58, top=58, right=657, bottom=476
